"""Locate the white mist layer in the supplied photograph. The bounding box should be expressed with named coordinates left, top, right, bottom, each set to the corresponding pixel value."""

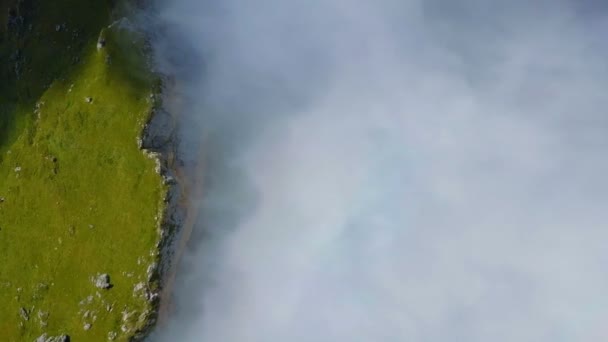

left=149, top=1, right=608, bottom=341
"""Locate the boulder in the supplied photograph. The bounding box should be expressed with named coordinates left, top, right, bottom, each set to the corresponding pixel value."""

left=93, top=274, right=111, bottom=289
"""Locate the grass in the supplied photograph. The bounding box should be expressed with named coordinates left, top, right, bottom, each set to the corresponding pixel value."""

left=0, top=0, right=114, bottom=151
left=0, top=1, right=166, bottom=341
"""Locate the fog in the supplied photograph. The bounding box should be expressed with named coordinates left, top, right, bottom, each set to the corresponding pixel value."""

left=147, top=1, right=608, bottom=341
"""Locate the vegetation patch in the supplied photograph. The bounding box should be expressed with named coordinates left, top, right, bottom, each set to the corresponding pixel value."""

left=0, top=0, right=166, bottom=340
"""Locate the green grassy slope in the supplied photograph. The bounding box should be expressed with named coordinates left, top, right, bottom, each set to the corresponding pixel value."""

left=0, top=1, right=165, bottom=341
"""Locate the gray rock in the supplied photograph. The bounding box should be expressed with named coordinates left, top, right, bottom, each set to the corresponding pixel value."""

left=162, top=173, right=177, bottom=185
left=34, top=333, right=69, bottom=342
left=93, top=274, right=111, bottom=289
left=83, top=323, right=92, bottom=331
left=37, top=310, right=49, bottom=327
left=19, top=307, right=29, bottom=321
left=140, top=109, right=175, bottom=151
left=133, top=282, right=146, bottom=293
left=154, top=158, right=162, bottom=174
left=97, top=38, right=106, bottom=50
left=107, top=331, right=117, bottom=341
left=145, top=290, right=159, bottom=303
left=146, top=263, right=158, bottom=281
left=85, top=97, right=93, bottom=104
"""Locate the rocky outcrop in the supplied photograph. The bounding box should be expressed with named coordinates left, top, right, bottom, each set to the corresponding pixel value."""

left=131, top=78, right=185, bottom=341
left=99, top=9, right=189, bottom=341
left=140, top=108, right=175, bottom=151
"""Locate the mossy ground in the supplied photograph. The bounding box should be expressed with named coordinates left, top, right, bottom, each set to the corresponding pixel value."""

left=0, top=1, right=165, bottom=341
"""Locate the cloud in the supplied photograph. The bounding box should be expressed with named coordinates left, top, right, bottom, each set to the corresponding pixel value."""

left=148, top=1, right=608, bottom=341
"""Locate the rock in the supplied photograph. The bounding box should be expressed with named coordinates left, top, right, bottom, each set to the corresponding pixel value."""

left=140, top=109, right=175, bottom=151
left=54, top=23, right=66, bottom=32
left=162, top=173, right=176, bottom=185
left=35, top=334, right=70, bottom=342
left=19, top=307, right=29, bottom=320
left=14, top=166, right=21, bottom=172
left=133, top=282, right=145, bottom=293
left=145, top=290, right=159, bottom=303
left=146, top=263, right=158, bottom=281
left=83, top=323, right=92, bottom=331
left=85, top=97, right=93, bottom=103
left=0, top=197, right=5, bottom=203
left=107, top=331, right=117, bottom=341
left=154, top=158, right=162, bottom=174
left=93, top=274, right=111, bottom=289
left=37, top=310, right=49, bottom=327
left=97, top=38, right=106, bottom=50
left=52, top=337, right=69, bottom=342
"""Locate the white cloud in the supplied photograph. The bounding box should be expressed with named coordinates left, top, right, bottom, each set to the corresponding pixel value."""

left=149, top=1, right=608, bottom=341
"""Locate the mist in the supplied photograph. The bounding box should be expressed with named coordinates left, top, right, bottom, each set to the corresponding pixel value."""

left=147, top=1, right=608, bottom=341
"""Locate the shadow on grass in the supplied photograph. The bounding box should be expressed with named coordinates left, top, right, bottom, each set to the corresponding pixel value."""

left=0, top=0, right=114, bottom=151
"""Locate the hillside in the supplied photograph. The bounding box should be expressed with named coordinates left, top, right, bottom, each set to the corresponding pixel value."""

left=0, top=0, right=168, bottom=340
